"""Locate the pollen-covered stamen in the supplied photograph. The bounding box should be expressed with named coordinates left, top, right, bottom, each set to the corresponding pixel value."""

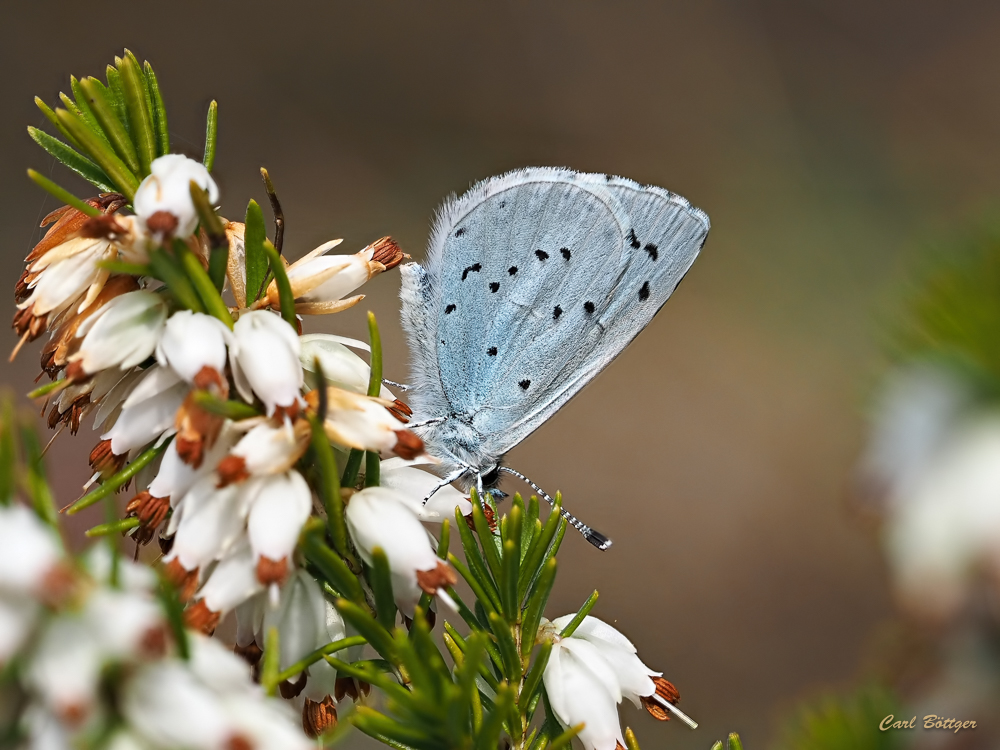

left=39, top=562, right=79, bottom=608
left=216, top=455, right=250, bottom=487
left=303, top=696, right=338, bottom=738
left=12, top=304, right=48, bottom=341
left=89, top=438, right=127, bottom=478
left=183, top=598, right=221, bottom=635
left=334, top=676, right=371, bottom=703
left=279, top=672, right=307, bottom=700
left=415, top=560, right=458, bottom=595
left=256, top=555, right=289, bottom=585
left=641, top=677, right=681, bottom=720
left=235, top=640, right=263, bottom=666
left=388, top=399, right=412, bottom=423
left=65, top=360, right=90, bottom=385
left=368, top=236, right=407, bottom=270
left=77, top=212, right=129, bottom=240
left=138, top=624, right=170, bottom=658
left=47, top=393, right=91, bottom=435
left=392, top=430, right=424, bottom=460
left=145, top=210, right=179, bottom=238
left=224, top=733, right=255, bottom=750
left=126, top=491, right=171, bottom=532
left=162, top=558, right=199, bottom=602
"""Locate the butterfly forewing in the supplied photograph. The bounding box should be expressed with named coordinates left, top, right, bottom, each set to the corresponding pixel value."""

left=400, top=168, right=708, bottom=462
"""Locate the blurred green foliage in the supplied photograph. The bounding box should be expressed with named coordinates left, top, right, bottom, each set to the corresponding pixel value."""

left=772, top=686, right=903, bottom=750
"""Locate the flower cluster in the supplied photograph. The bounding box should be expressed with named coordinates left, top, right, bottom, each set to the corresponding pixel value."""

left=9, top=51, right=698, bottom=750
left=0, top=503, right=310, bottom=749
left=541, top=615, right=690, bottom=750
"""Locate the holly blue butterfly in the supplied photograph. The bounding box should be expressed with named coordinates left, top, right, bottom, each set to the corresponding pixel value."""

left=398, top=168, right=709, bottom=549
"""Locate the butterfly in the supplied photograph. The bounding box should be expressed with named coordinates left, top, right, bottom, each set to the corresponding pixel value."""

left=398, top=168, right=709, bottom=549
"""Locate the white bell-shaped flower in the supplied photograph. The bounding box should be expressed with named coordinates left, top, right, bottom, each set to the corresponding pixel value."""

left=102, top=365, right=187, bottom=455
left=379, top=457, right=471, bottom=522
left=231, top=311, right=303, bottom=415
left=308, top=387, right=424, bottom=460
left=216, top=418, right=311, bottom=486
left=155, top=310, right=232, bottom=383
left=245, top=471, right=313, bottom=584
left=0, top=597, right=40, bottom=665
left=0, top=504, right=63, bottom=597
left=299, top=334, right=395, bottom=398
left=133, top=154, right=219, bottom=238
left=345, top=487, right=455, bottom=615
left=71, top=290, right=167, bottom=374
left=163, top=475, right=246, bottom=574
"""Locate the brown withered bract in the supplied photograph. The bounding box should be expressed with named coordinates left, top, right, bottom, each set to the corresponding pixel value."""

left=25, top=193, right=125, bottom=266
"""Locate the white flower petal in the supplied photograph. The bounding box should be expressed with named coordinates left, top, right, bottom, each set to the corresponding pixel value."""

left=379, top=462, right=471, bottom=521
left=246, top=472, right=312, bottom=563
left=231, top=311, right=303, bottom=415
left=0, top=505, right=62, bottom=596
left=133, top=155, right=219, bottom=238
left=74, top=291, right=167, bottom=372
left=155, top=310, right=232, bottom=382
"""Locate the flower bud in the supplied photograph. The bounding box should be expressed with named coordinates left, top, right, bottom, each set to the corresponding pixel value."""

left=133, top=154, right=219, bottom=239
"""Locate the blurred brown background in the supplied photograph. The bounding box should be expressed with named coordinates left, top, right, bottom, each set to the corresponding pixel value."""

left=4, top=1, right=1000, bottom=746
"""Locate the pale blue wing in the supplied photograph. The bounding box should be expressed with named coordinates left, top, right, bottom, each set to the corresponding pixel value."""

left=476, top=174, right=710, bottom=454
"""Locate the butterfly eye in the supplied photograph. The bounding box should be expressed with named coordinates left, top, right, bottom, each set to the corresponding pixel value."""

left=481, top=465, right=500, bottom=487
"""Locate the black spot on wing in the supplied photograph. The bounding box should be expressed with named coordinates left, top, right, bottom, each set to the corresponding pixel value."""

left=627, top=229, right=640, bottom=249
left=560, top=247, right=571, bottom=260
left=553, top=305, right=562, bottom=320
left=455, top=227, right=466, bottom=237
left=644, top=243, right=658, bottom=261
left=461, top=263, right=482, bottom=281
left=508, top=266, right=518, bottom=275
left=519, top=379, right=531, bottom=390
left=535, top=249, right=549, bottom=261
left=487, top=347, right=497, bottom=356
left=445, top=304, right=456, bottom=314
left=489, top=282, right=500, bottom=293
left=639, top=281, right=650, bottom=301
left=584, top=301, right=595, bottom=314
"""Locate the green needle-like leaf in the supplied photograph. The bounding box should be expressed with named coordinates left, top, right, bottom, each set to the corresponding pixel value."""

left=176, top=241, right=233, bottom=328
left=363, top=311, right=383, bottom=487
left=520, top=557, right=557, bottom=658
left=191, top=391, right=260, bottom=420
left=302, top=528, right=364, bottom=603
left=18, top=421, right=57, bottom=526
left=54, top=107, right=138, bottom=199
left=475, top=684, right=514, bottom=750
left=261, top=626, right=280, bottom=695
left=203, top=100, right=218, bottom=171
left=307, top=410, right=351, bottom=561
left=335, top=599, right=397, bottom=663
left=624, top=728, right=641, bottom=750
left=244, top=199, right=269, bottom=304
left=501, top=538, right=519, bottom=622
left=520, top=639, right=551, bottom=710
left=79, top=77, right=140, bottom=175
left=558, top=590, right=599, bottom=638
left=547, top=724, right=583, bottom=750
left=471, top=493, right=503, bottom=583
left=448, top=552, right=501, bottom=616
left=85, top=517, right=140, bottom=537
left=62, top=86, right=111, bottom=150
left=519, top=499, right=564, bottom=600
left=66, top=439, right=171, bottom=514
left=28, top=128, right=115, bottom=192
left=455, top=506, right=502, bottom=605
left=190, top=182, right=228, bottom=292
left=487, top=611, right=521, bottom=682
left=105, top=64, right=130, bottom=135
left=728, top=733, right=744, bottom=750
left=156, top=569, right=190, bottom=660
left=711, top=743, right=724, bottom=750
left=263, top=239, right=296, bottom=327
left=143, top=62, right=170, bottom=156
left=149, top=248, right=204, bottom=313
left=273, top=635, right=366, bottom=684
left=371, top=547, right=398, bottom=631
left=35, top=96, right=84, bottom=150
left=26, top=169, right=100, bottom=218
left=118, top=52, right=156, bottom=175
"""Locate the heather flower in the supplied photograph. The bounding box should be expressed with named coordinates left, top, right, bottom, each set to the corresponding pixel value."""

left=231, top=311, right=304, bottom=415
left=133, top=154, right=219, bottom=238
left=69, top=290, right=168, bottom=377
left=344, top=486, right=456, bottom=615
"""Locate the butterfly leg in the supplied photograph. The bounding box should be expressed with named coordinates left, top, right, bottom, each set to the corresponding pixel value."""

left=420, top=467, right=468, bottom=506
left=382, top=378, right=411, bottom=392
left=405, top=415, right=451, bottom=430
left=497, top=467, right=612, bottom=551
